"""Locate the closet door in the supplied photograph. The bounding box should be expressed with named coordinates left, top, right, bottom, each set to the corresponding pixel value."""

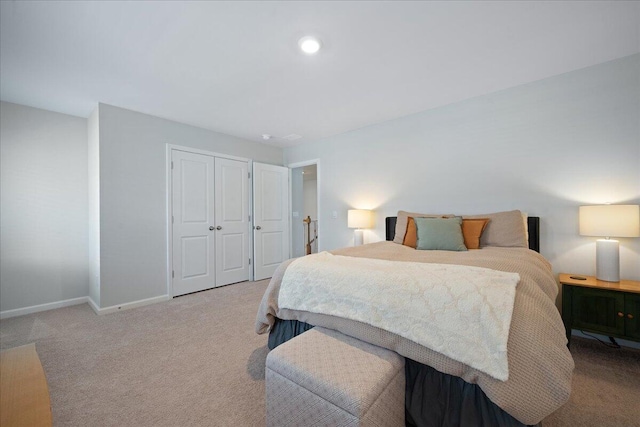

left=172, top=150, right=216, bottom=296
left=214, top=158, right=250, bottom=286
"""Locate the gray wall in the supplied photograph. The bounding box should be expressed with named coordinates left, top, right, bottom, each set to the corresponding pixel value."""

left=284, top=54, right=640, bottom=281
left=0, top=102, right=89, bottom=311
left=1, top=101, right=283, bottom=312
left=97, top=104, right=283, bottom=307
left=3, top=53, right=638, bottom=313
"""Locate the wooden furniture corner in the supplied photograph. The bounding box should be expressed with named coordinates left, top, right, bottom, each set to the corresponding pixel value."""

left=560, top=273, right=640, bottom=348
left=0, top=343, right=53, bottom=427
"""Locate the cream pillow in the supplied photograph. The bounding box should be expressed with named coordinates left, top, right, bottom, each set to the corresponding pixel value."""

left=521, top=212, right=529, bottom=243
left=463, top=210, right=527, bottom=248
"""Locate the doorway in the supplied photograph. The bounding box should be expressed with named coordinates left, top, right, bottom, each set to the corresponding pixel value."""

left=291, top=163, right=318, bottom=258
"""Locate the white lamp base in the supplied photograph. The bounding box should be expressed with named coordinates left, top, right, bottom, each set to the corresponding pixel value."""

left=353, top=229, right=364, bottom=246
left=596, top=239, right=619, bottom=282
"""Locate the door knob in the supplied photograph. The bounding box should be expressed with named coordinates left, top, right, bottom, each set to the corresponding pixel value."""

left=216, top=226, right=222, bottom=230
left=255, top=226, right=262, bottom=230
left=209, top=226, right=214, bottom=231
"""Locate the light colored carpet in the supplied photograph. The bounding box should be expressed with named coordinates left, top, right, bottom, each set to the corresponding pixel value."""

left=542, top=337, right=640, bottom=427
left=0, top=280, right=271, bottom=426
left=1, top=279, right=639, bottom=427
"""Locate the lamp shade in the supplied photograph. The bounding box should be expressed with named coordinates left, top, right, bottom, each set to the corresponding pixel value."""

left=579, top=205, right=640, bottom=237
left=347, top=209, right=374, bottom=229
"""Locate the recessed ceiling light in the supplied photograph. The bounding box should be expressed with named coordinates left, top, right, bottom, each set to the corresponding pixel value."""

left=262, top=134, right=272, bottom=140
left=298, top=36, right=321, bottom=55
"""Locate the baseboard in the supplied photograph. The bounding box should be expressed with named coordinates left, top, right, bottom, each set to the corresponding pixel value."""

left=1, top=294, right=171, bottom=319
left=87, top=296, right=100, bottom=314
left=0, top=296, right=88, bottom=319
left=89, top=294, right=171, bottom=315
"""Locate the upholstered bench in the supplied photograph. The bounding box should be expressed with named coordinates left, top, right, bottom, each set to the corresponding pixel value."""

left=265, top=327, right=405, bottom=427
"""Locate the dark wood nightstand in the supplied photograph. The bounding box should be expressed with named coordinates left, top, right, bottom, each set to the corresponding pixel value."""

left=560, top=273, right=640, bottom=348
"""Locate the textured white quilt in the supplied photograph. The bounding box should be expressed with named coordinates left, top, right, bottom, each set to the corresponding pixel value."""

left=279, top=251, right=520, bottom=381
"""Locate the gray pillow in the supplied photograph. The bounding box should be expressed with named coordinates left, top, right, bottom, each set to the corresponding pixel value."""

left=393, top=210, right=454, bottom=244
left=415, top=217, right=468, bottom=251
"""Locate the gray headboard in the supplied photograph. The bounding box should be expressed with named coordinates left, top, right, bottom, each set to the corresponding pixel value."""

left=384, top=216, right=540, bottom=253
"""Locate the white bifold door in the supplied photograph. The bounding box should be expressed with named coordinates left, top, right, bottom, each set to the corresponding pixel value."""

left=253, top=162, right=290, bottom=281
left=172, top=150, right=250, bottom=297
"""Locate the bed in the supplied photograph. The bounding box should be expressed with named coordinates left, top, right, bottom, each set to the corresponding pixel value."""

left=256, top=210, right=573, bottom=426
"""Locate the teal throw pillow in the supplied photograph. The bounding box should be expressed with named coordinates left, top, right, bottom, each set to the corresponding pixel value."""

left=415, top=217, right=468, bottom=251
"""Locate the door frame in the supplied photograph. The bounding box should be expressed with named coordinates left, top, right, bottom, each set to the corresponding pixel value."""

left=165, top=144, right=253, bottom=298
left=287, top=159, right=321, bottom=256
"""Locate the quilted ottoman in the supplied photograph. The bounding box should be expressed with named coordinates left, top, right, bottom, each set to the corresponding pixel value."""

left=265, top=327, right=405, bottom=427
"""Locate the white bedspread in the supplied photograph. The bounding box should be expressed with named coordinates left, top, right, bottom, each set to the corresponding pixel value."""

left=279, top=251, right=520, bottom=381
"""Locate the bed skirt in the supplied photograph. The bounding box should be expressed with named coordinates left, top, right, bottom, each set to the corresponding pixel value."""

left=268, top=318, right=538, bottom=427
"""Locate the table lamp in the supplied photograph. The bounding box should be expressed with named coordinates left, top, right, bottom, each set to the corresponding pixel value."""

left=347, top=209, right=374, bottom=246
left=579, top=204, right=640, bottom=282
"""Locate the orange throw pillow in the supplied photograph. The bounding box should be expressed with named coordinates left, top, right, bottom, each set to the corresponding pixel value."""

left=462, top=218, right=490, bottom=249
left=402, top=217, right=418, bottom=248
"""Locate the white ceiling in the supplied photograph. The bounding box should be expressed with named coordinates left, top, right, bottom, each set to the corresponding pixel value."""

left=1, top=1, right=638, bottom=147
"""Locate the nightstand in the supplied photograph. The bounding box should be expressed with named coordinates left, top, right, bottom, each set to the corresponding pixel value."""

left=560, top=273, right=640, bottom=348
